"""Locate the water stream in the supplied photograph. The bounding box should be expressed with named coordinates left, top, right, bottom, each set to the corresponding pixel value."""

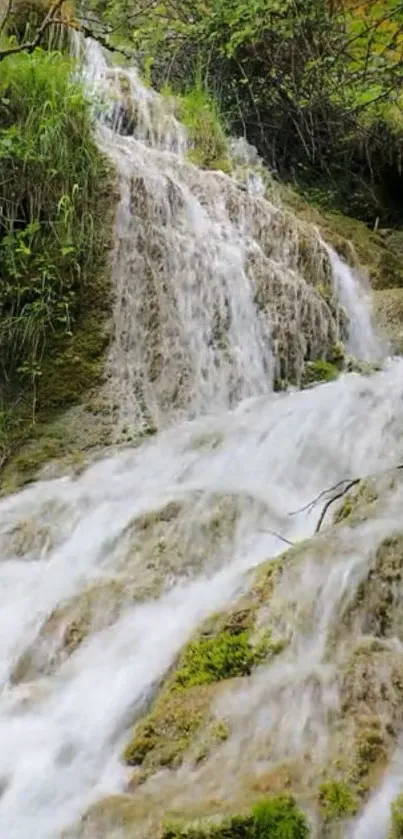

left=0, top=37, right=402, bottom=839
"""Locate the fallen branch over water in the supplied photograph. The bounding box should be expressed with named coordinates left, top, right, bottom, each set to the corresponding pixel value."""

left=259, top=528, right=294, bottom=547
left=314, top=478, right=360, bottom=533
left=294, top=464, right=403, bottom=535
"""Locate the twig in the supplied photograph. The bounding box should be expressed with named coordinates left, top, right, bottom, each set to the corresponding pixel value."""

left=315, top=478, right=360, bottom=533
left=289, top=478, right=354, bottom=517
left=259, top=528, right=294, bottom=547
left=78, top=22, right=134, bottom=60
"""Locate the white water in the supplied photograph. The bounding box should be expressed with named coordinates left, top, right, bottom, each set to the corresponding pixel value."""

left=79, top=39, right=383, bottom=433
left=327, top=245, right=383, bottom=361
left=0, top=38, right=401, bottom=839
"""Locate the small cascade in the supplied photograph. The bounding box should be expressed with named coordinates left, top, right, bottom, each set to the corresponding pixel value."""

left=76, top=38, right=381, bottom=434
left=326, top=244, right=384, bottom=361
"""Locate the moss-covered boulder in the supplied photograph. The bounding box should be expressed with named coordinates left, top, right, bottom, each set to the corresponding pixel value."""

left=373, top=288, right=403, bottom=354
left=162, top=796, right=309, bottom=838
left=123, top=604, right=285, bottom=775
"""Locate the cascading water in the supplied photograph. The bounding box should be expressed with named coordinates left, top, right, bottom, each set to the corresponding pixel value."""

left=0, top=37, right=402, bottom=839
left=78, top=38, right=383, bottom=433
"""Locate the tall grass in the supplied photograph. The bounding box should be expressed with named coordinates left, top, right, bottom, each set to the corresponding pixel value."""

left=0, top=48, right=108, bottom=390
left=177, top=80, right=231, bottom=171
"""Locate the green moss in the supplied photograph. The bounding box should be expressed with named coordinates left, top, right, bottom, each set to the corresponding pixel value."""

left=277, top=190, right=403, bottom=293
left=334, top=497, right=354, bottom=523
left=389, top=794, right=403, bottom=838
left=162, top=796, right=309, bottom=838
left=351, top=533, right=403, bottom=640
left=123, top=598, right=285, bottom=774
left=301, top=360, right=339, bottom=387
left=178, top=84, right=231, bottom=173
left=334, top=481, right=378, bottom=525
left=171, top=628, right=281, bottom=691
left=318, top=781, right=358, bottom=822
left=123, top=683, right=212, bottom=769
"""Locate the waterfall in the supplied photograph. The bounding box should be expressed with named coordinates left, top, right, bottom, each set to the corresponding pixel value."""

left=0, top=38, right=401, bottom=839
left=79, top=38, right=382, bottom=433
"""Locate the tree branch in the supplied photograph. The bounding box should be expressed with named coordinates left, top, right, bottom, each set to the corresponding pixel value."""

left=315, top=478, right=360, bottom=533
left=0, top=0, right=137, bottom=64
left=0, top=0, right=66, bottom=61
left=259, top=528, right=294, bottom=547
left=77, top=22, right=134, bottom=60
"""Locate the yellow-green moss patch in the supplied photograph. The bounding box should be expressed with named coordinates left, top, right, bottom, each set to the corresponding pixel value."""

left=389, top=793, right=403, bottom=838
left=318, top=780, right=358, bottom=822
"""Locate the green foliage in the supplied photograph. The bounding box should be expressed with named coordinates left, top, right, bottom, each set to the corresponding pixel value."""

left=0, top=45, right=112, bottom=470
left=171, top=628, right=280, bottom=691
left=98, top=0, right=403, bottom=224
left=301, top=360, right=339, bottom=388
left=163, top=795, right=309, bottom=838
left=178, top=82, right=231, bottom=172
left=0, top=49, right=107, bottom=382
left=389, top=793, right=403, bottom=838
left=319, top=781, right=358, bottom=822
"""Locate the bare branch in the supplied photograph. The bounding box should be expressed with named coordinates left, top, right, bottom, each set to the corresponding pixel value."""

left=315, top=478, right=360, bottom=533
left=289, top=478, right=355, bottom=517
left=259, top=528, right=294, bottom=547
left=0, top=1, right=136, bottom=63
left=0, top=0, right=66, bottom=61
left=78, top=22, right=134, bottom=60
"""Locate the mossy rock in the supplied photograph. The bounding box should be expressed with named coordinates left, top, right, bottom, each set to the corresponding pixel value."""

left=123, top=627, right=283, bottom=773
left=71, top=794, right=309, bottom=839
left=279, top=189, right=403, bottom=291
left=70, top=794, right=148, bottom=838
left=123, top=578, right=286, bottom=777
left=318, top=780, right=358, bottom=822
left=11, top=577, right=144, bottom=683
left=373, top=288, right=403, bottom=354
left=335, top=639, right=403, bottom=790
left=162, top=796, right=309, bottom=838
left=333, top=480, right=378, bottom=526
left=123, top=682, right=219, bottom=771
left=301, top=360, right=339, bottom=388
left=352, top=534, right=403, bottom=640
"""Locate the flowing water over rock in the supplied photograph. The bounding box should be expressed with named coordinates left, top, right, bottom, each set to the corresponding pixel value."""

left=0, top=38, right=402, bottom=839
left=80, top=39, right=382, bottom=434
